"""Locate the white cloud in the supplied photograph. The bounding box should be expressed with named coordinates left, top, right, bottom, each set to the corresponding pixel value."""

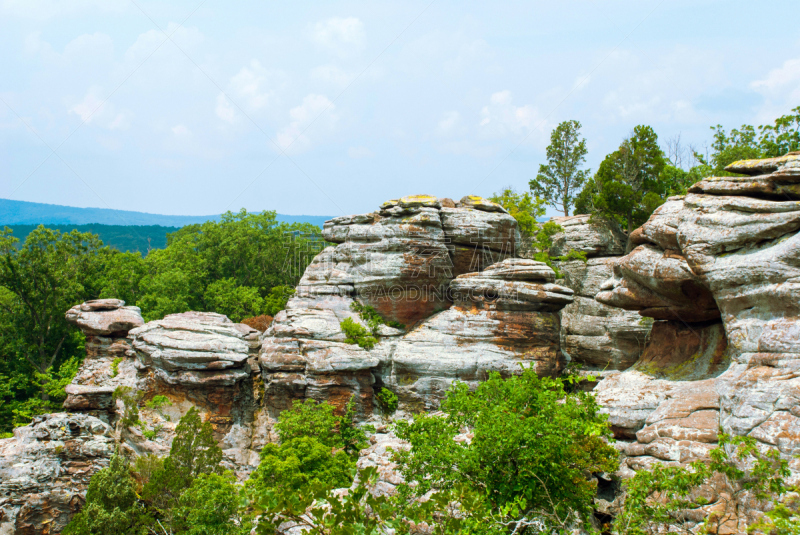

left=125, top=23, right=203, bottom=63
left=69, top=87, right=130, bottom=130
left=438, top=111, right=460, bottom=134
left=276, top=94, right=337, bottom=154
left=172, top=124, right=189, bottom=136
left=311, top=64, right=351, bottom=86
left=348, top=146, right=373, bottom=159
left=751, top=58, right=800, bottom=119
left=311, top=17, right=365, bottom=56
left=215, top=60, right=284, bottom=123
left=479, top=90, right=544, bottom=142
left=215, top=93, right=236, bottom=123
left=229, top=60, right=274, bottom=110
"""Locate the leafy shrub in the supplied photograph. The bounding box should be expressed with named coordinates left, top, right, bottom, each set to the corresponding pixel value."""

left=392, top=366, right=618, bottom=532
left=63, top=453, right=152, bottom=535
left=263, top=285, right=295, bottom=316
left=376, top=387, right=398, bottom=414
left=112, top=386, right=142, bottom=428
left=340, top=317, right=377, bottom=350
left=614, top=433, right=790, bottom=535
left=250, top=436, right=354, bottom=494
left=350, top=301, right=404, bottom=331
left=171, top=472, right=247, bottom=535
left=110, top=357, right=122, bottom=378
left=142, top=407, right=223, bottom=518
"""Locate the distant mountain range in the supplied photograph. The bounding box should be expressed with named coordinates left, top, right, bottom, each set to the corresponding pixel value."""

left=0, top=198, right=332, bottom=228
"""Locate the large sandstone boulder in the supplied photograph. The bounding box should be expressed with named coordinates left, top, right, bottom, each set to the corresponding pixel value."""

left=0, top=413, right=114, bottom=535
left=550, top=216, right=650, bottom=372
left=593, top=154, right=800, bottom=511
left=386, top=259, right=573, bottom=410
left=129, top=311, right=260, bottom=387
left=262, top=195, right=526, bottom=416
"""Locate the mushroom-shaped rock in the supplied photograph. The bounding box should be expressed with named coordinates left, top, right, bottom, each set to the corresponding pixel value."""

left=65, top=299, right=144, bottom=335
left=129, top=311, right=260, bottom=387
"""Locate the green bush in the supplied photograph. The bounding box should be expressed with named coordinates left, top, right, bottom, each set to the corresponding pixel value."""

left=63, top=453, right=152, bottom=535
left=340, top=317, right=377, bottom=350
left=142, top=407, right=223, bottom=519
left=110, top=357, right=122, bottom=378
left=376, top=387, right=398, bottom=414
left=392, top=366, right=618, bottom=532
left=615, top=433, right=790, bottom=535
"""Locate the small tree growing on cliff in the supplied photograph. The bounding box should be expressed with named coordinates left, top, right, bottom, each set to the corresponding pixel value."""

left=392, top=366, right=619, bottom=532
left=614, top=433, right=789, bottom=535
left=530, top=119, right=591, bottom=216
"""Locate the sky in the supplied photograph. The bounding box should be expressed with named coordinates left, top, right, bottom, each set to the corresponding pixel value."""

left=1, top=0, right=799, bottom=219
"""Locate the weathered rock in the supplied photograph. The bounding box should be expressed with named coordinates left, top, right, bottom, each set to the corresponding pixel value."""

left=550, top=215, right=651, bottom=372
left=549, top=214, right=626, bottom=257
left=0, top=413, right=114, bottom=534
left=129, top=311, right=260, bottom=387
left=65, top=299, right=144, bottom=336
left=63, top=305, right=145, bottom=413
left=558, top=259, right=650, bottom=370
left=385, top=259, right=572, bottom=410
left=593, top=154, right=800, bottom=523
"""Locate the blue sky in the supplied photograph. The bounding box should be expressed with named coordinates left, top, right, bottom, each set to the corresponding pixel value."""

left=1, top=0, right=799, bottom=219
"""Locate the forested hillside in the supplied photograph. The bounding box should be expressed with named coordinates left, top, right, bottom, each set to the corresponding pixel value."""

left=0, top=210, right=323, bottom=433
left=4, top=224, right=180, bottom=254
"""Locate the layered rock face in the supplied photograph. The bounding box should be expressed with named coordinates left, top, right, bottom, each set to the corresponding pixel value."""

left=594, top=153, right=800, bottom=483
left=386, top=258, right=573, bottom=410
left=260, top=195, right=550, bottom=415
left=551, top=215, right=651, bottom=372
left=0, top=413, right=114, bottom=535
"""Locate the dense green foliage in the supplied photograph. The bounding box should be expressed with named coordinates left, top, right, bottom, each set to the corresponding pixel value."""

left=65, top=408, right=241, bottom=535
left=575, top=125, right=668, bottom=232
left=489, top=188, right=586, bottom=275
left=63, top=453, right=152, bottom=535
left=530, top=119, right=591, bottom=216
left=5, top=224, right=180, bottom=254
left=572, top=106, right=800, bottom=231
left=615, top=433, right=790, bottom=535
left=393, top=367, right=619, bottom=531
left=0, top=210, right=321, bottom=432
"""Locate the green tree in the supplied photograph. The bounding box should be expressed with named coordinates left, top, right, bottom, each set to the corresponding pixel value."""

left=142, top=407, right=223, bottom=519
left=0, top=227, right=102, bottom=402
left=171, top=472, right=247, bottom=535
left=615, top=433, right=789, bottom=535
left=203, top=278, right=265, bottom=323
left=249, top=436, right=354, bottom=494
left=392, top=366, right=619, bottom=532
left=759, top=105, right=800, bottom=157
left=582, top=125, right=667, bottom=232
left=530, top=119, right=590, bottom=216
left=489, top=187, right=545, bottom=237
left=63, top=453, right=152, bottom=535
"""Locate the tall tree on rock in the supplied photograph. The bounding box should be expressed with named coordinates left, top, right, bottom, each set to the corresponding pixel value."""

left=530, top=120, right=590, bottom=216
left=581, top=125, right=667, bottom=233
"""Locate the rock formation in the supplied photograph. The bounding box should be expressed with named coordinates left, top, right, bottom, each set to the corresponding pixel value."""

left=6, top=165, right=800, bottom=533
left=0, top=413, right=114, bottom=535
left=260, top=195, right=569, bottom=415
left=551, top=215, right=651, bottom=373
left=591, top=153, right=800, bottom=527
